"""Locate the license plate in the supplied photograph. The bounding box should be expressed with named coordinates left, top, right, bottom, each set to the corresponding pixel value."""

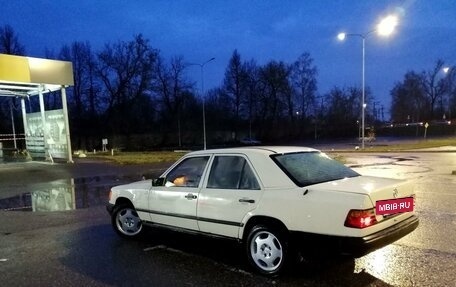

left=376, top=197, right=414, bottom=215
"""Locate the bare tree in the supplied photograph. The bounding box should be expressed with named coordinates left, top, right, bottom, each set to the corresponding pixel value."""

left=154, top=55, right=192, bottom=145
left=0, top=24, right=25, bottom=55
left=444, top=66, right=456, bottom=119
left=324, top=87, right=360, bottom=137
left=243, top=59, right=260, bottom=139
left=0, top=25, right=26, bottom=132
left=223, top=50, right=247, bottom=134
left=390, top=71, right=428, bottom=123
left=155, top=56, right=191, bottom=114
left=421, top=60, right=447, bottom=120
left=97, top=34, right=158, bottom=134
left=257, top=61, right=291, bottom=138
left=60, top=42, right=99, bottom=116
left=59, top=41, right=101, bottom=149
left=290, top=52, right=318, bottom=119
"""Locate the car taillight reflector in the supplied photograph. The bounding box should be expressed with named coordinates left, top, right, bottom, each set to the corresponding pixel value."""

left=344, top=208, right=377, bottom=229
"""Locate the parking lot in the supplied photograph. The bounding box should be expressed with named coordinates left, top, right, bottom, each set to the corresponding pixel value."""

left=0, top=152, right=455, bottom=286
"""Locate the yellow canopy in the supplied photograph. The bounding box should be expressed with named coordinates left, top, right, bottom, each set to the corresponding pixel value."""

left=0, top=53, right=73, bottom=96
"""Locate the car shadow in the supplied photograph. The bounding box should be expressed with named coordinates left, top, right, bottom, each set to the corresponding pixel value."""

left=59, top=224, right=394, bottom=286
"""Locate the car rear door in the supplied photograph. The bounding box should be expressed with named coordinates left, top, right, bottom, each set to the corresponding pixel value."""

left=197, top=154, right=262, bottom=238
left=148, top=156, right=209, bottom=231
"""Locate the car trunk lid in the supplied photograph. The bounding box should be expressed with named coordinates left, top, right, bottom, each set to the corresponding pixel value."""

left=310, top=175, right=415, bottom=221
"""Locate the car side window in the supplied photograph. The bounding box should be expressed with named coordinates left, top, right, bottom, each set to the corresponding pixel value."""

left=207, top=156, right=260, bottom=190
left=166, top=156, right=209, bottom=187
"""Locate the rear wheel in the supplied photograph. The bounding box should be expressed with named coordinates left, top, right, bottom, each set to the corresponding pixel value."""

left=246, top=225, right=288, bottom=276
left=111, top=203, right=143, bottom=239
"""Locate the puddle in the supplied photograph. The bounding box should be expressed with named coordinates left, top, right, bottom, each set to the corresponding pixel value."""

left=348, top=155, right=414, bottom=168
left=0, top=174, right=145, bottom=212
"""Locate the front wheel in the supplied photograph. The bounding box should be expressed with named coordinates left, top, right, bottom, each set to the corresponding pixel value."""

left=246, top=225, right=288, bottom=276
left=111, top=203, right=143, bottom=239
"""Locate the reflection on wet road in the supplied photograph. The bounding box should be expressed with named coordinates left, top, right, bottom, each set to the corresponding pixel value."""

left=0, top=175, right=143, bottom=211
left=348, top=152, right=456, bottom=286
left=355, top=243, right=456, bottom=287
left=349, top=155, right=432, bottom=179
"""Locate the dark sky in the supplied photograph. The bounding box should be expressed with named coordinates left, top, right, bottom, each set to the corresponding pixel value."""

left=2, top=0, right=456, bottom=118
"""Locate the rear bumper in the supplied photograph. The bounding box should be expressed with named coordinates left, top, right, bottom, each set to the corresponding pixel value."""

left=291, top=215, right=419, bottom=257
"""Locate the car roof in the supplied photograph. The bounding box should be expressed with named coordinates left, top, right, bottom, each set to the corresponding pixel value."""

left=168, top=146, right=322, bottom=189
left=186, top=146, right=320, bottom=156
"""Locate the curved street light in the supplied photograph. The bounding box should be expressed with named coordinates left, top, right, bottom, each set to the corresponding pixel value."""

left=338, top=15, right=398, bottom=149
left=187, top=57, right=215, bottom=150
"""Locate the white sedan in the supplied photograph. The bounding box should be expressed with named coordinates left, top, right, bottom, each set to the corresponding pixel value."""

left=107, top=146, right=418, bottom=275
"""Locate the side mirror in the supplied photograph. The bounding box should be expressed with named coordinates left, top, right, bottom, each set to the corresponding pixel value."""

left=152, top=177, right=165, bottom=187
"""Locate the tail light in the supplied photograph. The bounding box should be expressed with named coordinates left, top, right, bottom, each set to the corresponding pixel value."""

left=108, top=190, right=112, bottom=201
left=344, top=208, right=377, bottom=228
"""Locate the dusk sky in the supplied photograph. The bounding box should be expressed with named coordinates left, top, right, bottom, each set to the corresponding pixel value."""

left=2, top=0, right=456, bottom=118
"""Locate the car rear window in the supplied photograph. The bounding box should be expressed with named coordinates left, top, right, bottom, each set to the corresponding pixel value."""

left=271, top=151, right=359, bottom=187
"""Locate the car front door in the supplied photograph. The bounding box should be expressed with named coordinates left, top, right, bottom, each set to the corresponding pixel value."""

left=197, top=155, right=262, bottom=238
left=148, top=156, right=209, bottom=231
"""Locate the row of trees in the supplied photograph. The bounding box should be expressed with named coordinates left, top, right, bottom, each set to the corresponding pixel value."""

left=1, top=24, right=454, bottom=150
left=390, top=60, right=456, bottom=123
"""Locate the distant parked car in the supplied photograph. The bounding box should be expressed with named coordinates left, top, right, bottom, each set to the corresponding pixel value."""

left=107, top=146, right=419, bottom=276
left=240, top=137, right=261, bottom=145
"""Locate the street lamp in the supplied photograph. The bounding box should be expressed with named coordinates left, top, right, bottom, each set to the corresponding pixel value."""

left=443, top=65, right=455, bottom=120
left=188, top=57, right=215, bottom=150
left=338, top=15, right=398, bottom=149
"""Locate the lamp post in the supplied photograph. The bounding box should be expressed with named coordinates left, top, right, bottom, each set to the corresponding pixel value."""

left=188, top=57, right=215, bottom=150
left=443, top=66, right=454, bottom=120
left=338, top=15, right=398, bottom=149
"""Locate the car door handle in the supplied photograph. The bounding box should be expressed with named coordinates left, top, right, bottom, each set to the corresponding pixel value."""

left=185, top=193, right=197, bottom=200
left=239, top=198, right=255, bottom=203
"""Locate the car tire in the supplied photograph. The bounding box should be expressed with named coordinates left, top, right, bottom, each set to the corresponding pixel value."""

left=246, top=225, right=288, bottom=276
left=111, top=203, right=143, bottom=239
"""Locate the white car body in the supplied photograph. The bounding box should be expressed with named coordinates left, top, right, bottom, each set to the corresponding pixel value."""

left=107, top=146, right=418, bottom=275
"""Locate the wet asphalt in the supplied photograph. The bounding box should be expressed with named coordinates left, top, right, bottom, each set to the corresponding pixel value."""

left=0, top=159, right=169, bottom=200
left=0, top=158, right=169, bottom=186
left=0, top=152, right=455, bottom=286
